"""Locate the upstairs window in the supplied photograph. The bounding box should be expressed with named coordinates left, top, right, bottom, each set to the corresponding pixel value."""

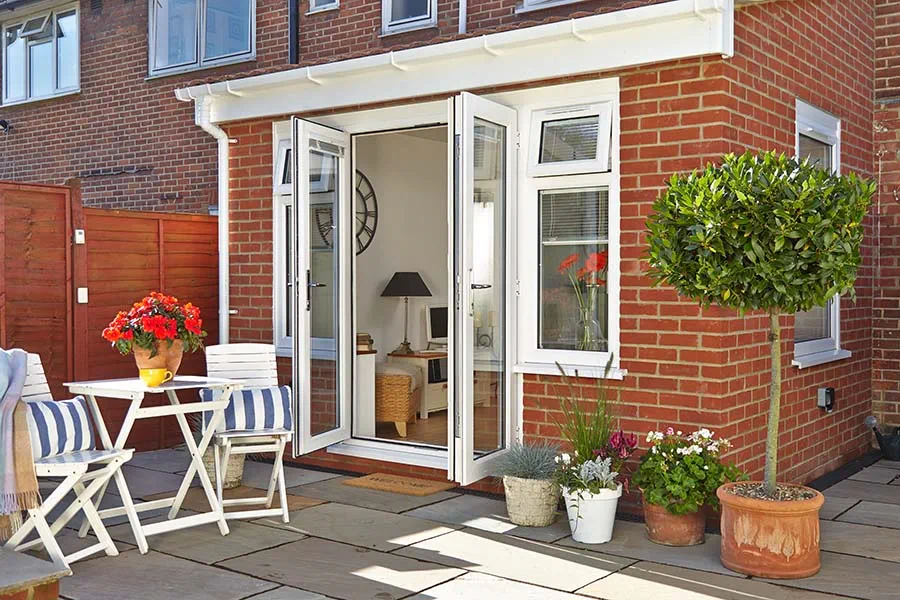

left=308, top=0, right=338, bottom=13
left=382, top=0, right=436, bottom=34
left=150, top=0, right=255, bottom=76
left=2, top=7, right=79, bottom=105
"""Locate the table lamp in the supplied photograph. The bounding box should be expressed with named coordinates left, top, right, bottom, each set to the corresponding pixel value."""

left=382, top=271, right=431, bottom=355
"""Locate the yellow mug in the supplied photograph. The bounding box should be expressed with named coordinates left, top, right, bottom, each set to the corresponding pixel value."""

left=140, top=368, right=174, bottom=387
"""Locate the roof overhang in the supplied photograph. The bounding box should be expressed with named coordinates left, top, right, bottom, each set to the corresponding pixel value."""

left=176, top=0, right=735, bottom=124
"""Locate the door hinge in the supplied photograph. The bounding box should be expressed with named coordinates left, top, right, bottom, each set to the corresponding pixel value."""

left=515, top=279, right=521, bottom=297
left=454, top=408, right=462, bottom=438
left=515, top=131, right=521, bottom=149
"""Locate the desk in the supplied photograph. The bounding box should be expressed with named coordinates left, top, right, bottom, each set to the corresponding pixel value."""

left=64, top=376, right=241, bottom=553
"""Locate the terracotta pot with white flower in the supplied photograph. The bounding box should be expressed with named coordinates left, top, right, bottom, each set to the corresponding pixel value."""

left=632, top=428, right=744, bottom=546
left=553, top=362, right=636, bottom=544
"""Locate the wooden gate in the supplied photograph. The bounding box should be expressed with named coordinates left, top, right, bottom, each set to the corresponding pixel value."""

left=0, top=180, right=219, bottom=450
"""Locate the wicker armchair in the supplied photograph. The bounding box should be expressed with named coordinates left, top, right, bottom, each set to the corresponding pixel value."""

left=375, top=366, right=421, bottom=437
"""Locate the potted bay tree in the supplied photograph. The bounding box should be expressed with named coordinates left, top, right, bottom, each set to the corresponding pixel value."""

left=646, top=151, right=873, bottom=578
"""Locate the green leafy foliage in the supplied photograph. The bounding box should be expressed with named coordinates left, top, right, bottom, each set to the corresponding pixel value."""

left=646, top=151, right=873, bottom=314
left=494, top=441, right=560, bottom=480
left=632, top=429, right=745, bottom=515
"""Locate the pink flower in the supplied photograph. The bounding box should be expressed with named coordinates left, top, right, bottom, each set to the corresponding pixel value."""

left=665, top=426, right=675, bottom=436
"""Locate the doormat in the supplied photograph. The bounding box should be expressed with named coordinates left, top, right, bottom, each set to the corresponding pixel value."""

left=343, top=473, right=456, bottom=496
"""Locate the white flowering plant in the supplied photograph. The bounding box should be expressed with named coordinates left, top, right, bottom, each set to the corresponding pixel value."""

left=631, top=427, right=745, bottom=515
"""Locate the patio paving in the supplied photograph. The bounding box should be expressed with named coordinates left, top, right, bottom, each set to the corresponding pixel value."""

left=40, top=451, right=900, bottom=600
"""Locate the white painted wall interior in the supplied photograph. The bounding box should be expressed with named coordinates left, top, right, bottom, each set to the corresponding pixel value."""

left=354, top=127, right=449, bottom=357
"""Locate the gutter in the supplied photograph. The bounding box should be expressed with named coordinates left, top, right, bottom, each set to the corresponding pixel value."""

left=175, top=89, right=231, bottom=344
left=177, top=0, right=732, bottom=102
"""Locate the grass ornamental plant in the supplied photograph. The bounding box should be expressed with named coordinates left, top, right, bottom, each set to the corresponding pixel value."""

left=646, top=151, right=873, bottom=496
left=494, top=442, right=560, bottom=480
left=102, top=292, right=207, bottom=356
left=632, top=428, right=744, bottom=515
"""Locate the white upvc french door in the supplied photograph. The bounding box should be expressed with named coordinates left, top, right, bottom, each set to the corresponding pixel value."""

left=291, top=117, right=353, bottom=455
left=448, top=92, right=518, bottom=485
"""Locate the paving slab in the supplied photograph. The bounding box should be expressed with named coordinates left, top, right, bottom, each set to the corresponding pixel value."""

left=407, top=572, right=585, bottom=600
left=396, top=528, right=633, bottom=592
left=106, top=465, right=196, bottom=500
left=848, top=467, right=899, bottom=484
left=0, top=548, right=69, bottom=593
left=874, top=459, right=900, bottom=470
left=819, top=520, right=900, bottom=562
left=246, top=587, right=327, bottom=600
left=288, top=475, right=459, bottom=513
left=25, top=528, right=134, bottom=564
left=241, top=461, right=342, bottom=489
left=557, top=520, right=740, bottom=577
left=821, top=479, right=900, bottom=505
left=106, top=519, right=304, bottom=564
left=579, top=561, right=854, bottom=600
left=818, top=495, right=858, bottom=520
left=220, top=537, right=464, bottom=600
left=405, top=494, right=570, bottom=543
left=252, top=502, right=457, bottom=551
left=147, top=485, right=326, bottom=514
left=762, top=551, right=899, bottom=600
left=61, top=549, right=277, bottom=600
left=128, top=448, right=192, bottom=474
left=836, top=500, right=900, bottom=529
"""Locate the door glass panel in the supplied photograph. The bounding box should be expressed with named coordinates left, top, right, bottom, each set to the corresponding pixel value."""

left=308, top=149, right=340, bottom=437
left=472, top=118, right=505, bottom=456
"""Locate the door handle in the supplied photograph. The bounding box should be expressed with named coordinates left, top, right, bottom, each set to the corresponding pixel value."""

left=308, top=282, right=327, bottom=288
left=471, top=283, right=492, bottom=290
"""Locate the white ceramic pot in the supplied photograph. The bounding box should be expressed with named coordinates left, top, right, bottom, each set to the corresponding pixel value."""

left=503, top=476, right=560, bottom=527
left=562, top=484, right=622, bottom=544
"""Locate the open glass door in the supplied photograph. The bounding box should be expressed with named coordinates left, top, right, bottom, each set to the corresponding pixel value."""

left=291, top=118, right=353, bottom=455
left=450, top=92, right=517, bottom=485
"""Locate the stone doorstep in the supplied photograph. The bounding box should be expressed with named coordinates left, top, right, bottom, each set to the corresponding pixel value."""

left=0, top=548, right=69, bottom=597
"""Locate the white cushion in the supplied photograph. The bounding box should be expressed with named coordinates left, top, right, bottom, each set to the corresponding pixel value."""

left=376, top=362, right=422, bottom=391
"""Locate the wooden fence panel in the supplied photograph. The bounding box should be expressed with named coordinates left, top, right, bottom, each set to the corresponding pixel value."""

left=0, top=181, right=218, bottom=452
left=79, top=208, right=219, bottom=450
left=0, top=183, right=72, bottom=399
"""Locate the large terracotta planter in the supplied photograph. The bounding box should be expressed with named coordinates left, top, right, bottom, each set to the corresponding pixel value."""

left=642, top=498, right=706, bottom=546
left=717, top=482, right=824, bottom=579
left=133, top=340, right=185, bottom=375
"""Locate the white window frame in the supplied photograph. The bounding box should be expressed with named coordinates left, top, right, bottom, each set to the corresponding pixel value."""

left=527, top=102, right=612, bottom=177
left=515, top=86, right=623, bottom=380
left=307, top=0, right=339, bottom=14
left=381, top=0, right=437, bottom=35
left=148, top=0, right=256, bottom=78
left=516, top=0, right=584, bottom=14
left=792, top=99, right=850, bottom=369
left=1, top=5, right=80, bottom=106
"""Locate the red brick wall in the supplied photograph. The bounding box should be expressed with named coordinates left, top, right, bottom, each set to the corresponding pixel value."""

left=223, top=0, right=875, bottom=488
left=0, top=0, right=288, bottom=211
left=877, top=0, right=900, bottom=101
left=874, top=0, right=900, bottom=428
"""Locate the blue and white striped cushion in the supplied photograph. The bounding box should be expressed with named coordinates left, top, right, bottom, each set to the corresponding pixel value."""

left=200, top=386, right=292, bottom=432
left=25, top=396, right=96, bottom=460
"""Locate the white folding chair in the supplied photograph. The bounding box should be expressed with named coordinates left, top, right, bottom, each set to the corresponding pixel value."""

left=204, top=343, right=293, bottom=523
left=3, top=353, right=132, bottom=571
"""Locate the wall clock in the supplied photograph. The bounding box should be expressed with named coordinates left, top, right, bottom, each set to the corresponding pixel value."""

left=314, top=170, right=378, bottom=255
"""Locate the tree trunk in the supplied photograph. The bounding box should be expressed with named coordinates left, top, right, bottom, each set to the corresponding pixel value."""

left=764, top=311, right=782, bottom=496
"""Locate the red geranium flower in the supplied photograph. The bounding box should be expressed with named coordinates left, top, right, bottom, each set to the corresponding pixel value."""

left=557, top=253, right=579, bottom=274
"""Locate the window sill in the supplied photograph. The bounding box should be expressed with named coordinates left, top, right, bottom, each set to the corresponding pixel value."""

left=515, top=0, right=585, bottom=14
left=791, top=348, right=851, bottom=369
left=514, top=362, right=627, bottom=380
left=145, top=54, right=256, bottom=81
left=380, top=22, right=438, bottom=38
left=2, top=88, right=80, bottom=108
left=307, top=4, right=338, bottom=14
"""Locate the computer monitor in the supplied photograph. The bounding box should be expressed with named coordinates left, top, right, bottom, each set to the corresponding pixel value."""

left=426, top=305, right=448, bottom=345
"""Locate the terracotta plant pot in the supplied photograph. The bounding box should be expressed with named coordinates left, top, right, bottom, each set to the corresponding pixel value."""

left=133, top=340, right=185, bottom=375
left=717, top=482, right=824, bottom=579
left=642, top=498, right=706, bottom=546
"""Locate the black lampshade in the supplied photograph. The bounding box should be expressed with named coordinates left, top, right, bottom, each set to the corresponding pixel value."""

left=381, top=272, right=432, bottom=298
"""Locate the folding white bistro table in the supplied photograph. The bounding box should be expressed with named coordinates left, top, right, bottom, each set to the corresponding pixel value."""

left=64, top=375, right=242, bottom=553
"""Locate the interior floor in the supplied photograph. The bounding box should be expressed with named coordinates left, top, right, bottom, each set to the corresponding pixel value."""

left=376, top=405, right=501, bottom=450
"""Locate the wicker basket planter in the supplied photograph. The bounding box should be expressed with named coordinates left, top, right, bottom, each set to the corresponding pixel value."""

left=202, top=449, right=245, bottom=490
left=503, top=476, right=559, bottom=527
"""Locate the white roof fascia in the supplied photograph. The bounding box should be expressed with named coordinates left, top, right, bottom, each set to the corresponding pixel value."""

left=175, top=0, right=734, bottom=123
